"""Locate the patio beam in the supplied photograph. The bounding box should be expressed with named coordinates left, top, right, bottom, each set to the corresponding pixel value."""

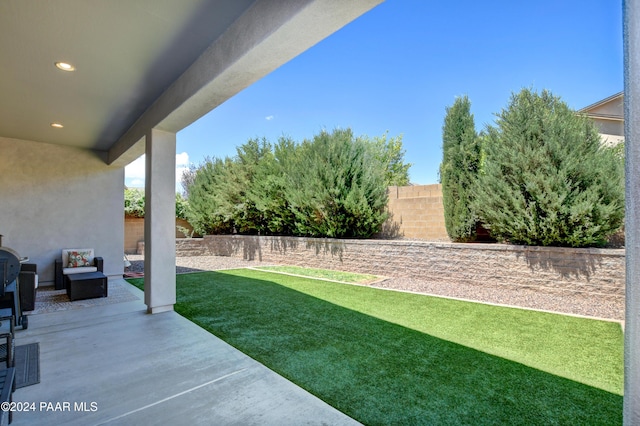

left=143, top=128, right=177, bottom=314
left=624, top=0, right=640, bottom=423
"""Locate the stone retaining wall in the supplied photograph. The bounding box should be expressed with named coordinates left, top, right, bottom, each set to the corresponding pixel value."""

left=192, top=235, right=625, bottom=300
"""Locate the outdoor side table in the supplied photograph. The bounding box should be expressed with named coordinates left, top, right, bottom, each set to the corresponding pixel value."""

left=66, top=272, right=108, bottom=301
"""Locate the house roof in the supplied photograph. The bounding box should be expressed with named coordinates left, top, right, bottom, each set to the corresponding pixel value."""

left=577, top=91, right=624, bottom=121
left=0, top=0, right=383, bottom=166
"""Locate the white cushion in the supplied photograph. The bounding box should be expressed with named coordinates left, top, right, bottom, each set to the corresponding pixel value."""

left=62, top=266, right=98, bottom=275
left=61, top=248, right=94, bottom=268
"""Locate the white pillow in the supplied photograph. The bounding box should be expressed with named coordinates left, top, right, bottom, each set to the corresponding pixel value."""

left=62, top=248, right=94, bottom=268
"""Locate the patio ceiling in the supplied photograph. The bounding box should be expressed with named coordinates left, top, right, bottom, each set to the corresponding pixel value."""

left=0, top=0, right=383, bottom=166
left=0, top=0, right=252, bottom=151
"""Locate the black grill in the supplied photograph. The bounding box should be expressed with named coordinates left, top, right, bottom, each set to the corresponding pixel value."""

left=0, top=245, right=21, bottom=298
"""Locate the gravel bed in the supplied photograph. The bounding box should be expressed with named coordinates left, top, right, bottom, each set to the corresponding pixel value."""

left=125, top=254, right=624, bottom=321
left=368, top=277, right=623, bottom=322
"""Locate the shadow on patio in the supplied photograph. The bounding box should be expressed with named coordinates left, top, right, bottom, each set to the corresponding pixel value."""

left=11, top=279, right=358, bottom=425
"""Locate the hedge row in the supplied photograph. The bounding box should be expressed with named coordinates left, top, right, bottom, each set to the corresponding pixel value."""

left=183, top=128, right=411, bottom=238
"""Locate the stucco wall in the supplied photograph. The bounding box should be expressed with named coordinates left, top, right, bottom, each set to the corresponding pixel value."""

left=596, top=120, right=625, bottom=138
left=382, top=184, right=449, bottom=241
left=0, top=136, right=125, bottom=284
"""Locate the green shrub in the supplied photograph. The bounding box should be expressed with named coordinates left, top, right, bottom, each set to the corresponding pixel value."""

left=175, top=193, right=189, bottom=220
left=183, top=128, right=402, bottom=238
left=124, top=188, right=191, bottom=221
left=246, top=137, right=298, bottom=235
left=183, top=157, right=236, bottom=235
left=474, top=89, right=624, bottom=247
left=185, top=139, right=281, bottom=235
left=124, top=188, right=145, bottom=218
left=286, top=129, right=388, bottom=238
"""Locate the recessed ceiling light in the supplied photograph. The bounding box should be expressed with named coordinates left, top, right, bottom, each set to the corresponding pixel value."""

left=55, top=62, right=75, bottom=71
left=50, top=123, right=64, bottom=128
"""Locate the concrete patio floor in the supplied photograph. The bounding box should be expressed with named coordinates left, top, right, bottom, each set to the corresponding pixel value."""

left=11, top=279, right=360, bottom=425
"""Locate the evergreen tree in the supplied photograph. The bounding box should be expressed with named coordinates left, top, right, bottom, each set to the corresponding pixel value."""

left=439, top=95, right=481, bottom=241
left=246, top=136, right=298, bottom=235
left=474, top=88, right=624, bottom=247
left=230, top=138, right=272, bottom=233
left=286, top=129, right=389, bottom=238
left=184, top=157, right=235, bottom=235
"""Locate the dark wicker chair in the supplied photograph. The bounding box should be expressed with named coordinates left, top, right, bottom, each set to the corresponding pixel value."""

left=55, top=249, right=104, bottom=290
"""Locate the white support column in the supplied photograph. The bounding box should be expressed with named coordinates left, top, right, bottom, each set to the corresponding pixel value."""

left=624, top=0, right=640, bottom=423
left=144, top=128, right=176, bottom=314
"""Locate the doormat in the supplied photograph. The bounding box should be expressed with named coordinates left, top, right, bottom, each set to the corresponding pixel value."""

left=14, top=343, right=39, bottom=389
left=123, top=271, right=144, bottom=278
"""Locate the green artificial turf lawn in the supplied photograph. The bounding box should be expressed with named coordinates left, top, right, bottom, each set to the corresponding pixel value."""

left=253, top=265, right=379, bottom=283
left=127, top=270, right=623, bottom=425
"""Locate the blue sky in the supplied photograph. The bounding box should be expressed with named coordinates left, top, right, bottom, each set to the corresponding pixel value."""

left=125, top=0, right=623, bottom=189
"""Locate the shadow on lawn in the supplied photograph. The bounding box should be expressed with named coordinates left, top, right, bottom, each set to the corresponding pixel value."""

left=129, top=272, right=622, bottom=425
